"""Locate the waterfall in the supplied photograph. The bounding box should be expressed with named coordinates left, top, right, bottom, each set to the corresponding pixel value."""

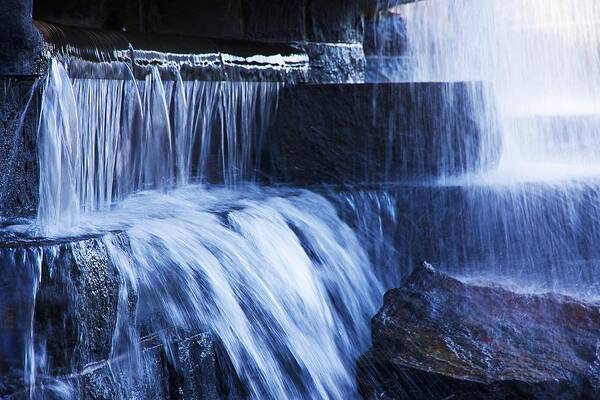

left=3, top=55, right=388, bottom=399
left=401, top=0, right=600, bottom=180
left=100, top=187, right=381, bottom=399
left=37, top=60, right=281, bottom=227
left=5, top=186, right=383, bottom=399
left=365, top=0, right=600, bottom=297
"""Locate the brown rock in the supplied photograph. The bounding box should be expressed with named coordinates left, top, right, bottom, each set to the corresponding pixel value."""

left=358, top=262, right=600, bottom=399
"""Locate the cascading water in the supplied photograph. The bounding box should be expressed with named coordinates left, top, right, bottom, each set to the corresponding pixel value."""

left=401, top=0, right=600, bottom=180
left=1, top=56, right=388, bottom=399
left=373, top=0, right=600, bottom=296
left=14, top=187, right=381, bottom=399
left=38, top=60, right=281, bottom=227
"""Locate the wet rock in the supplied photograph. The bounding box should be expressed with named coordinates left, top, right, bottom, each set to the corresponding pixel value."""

left=358, top=262, right=600, bottom=399
left=0, top=77, right=40, bottom=218
left=299, top=42, right=365, bottom=84
left=166, top=332, right=247, bottom=399
left=0, top=0, right=43, bottom=75
left=0, top=233, right=246, bottom=399
left=0, top=235, right=121, bottom=397
left=35, top=237, right=122, bottom=374
left=307, top=0, right=363, bottom=44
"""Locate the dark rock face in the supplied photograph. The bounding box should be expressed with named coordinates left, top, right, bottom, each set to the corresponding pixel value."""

left=35, top=238, right=121, bottom=375
left=33, top=0, right=364, bottom=44
left=299, top=43, right=366, bottom=83
left=0, top=235, right=121, bottom=396
left=0, top=0, right=43, bottom=75
left=0, top=77, right=40, bottom=218
left=267, top=82, right=499, bottom=185
left=358, top=262, right=600, bottom=399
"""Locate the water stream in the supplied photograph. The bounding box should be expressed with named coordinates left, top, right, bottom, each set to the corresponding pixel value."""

left=1, top=57, right=387, bottom=399
left=371, top=0, right=600, bottom=296
left=4, top=1, right=600, bottom=398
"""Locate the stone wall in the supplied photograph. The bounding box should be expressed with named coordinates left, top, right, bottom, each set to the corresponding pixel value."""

left=33, top=0, right=363, bottom=44
left=32, top=0, right=367, bottom=83
left=0, top=0, right=43, bottom=75
left=0, top=78, right=39, bottom=218
left=266, top=82, right=500, bottom=186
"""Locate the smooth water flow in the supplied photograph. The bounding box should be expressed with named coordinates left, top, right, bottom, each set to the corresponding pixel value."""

left=3, top=57, right=388, bottom=399
left=38, top=60, right=280, bottom=227
left=401, top=0, right=600, bottom=181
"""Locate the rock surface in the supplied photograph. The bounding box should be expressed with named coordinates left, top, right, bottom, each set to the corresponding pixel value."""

left=0, top=77, right=40, bottom=218
left=358, top=262, right=600, bottom=399
left=33, top=0, right=364, bottom=44
left=0, top=0, right=43, bottom=75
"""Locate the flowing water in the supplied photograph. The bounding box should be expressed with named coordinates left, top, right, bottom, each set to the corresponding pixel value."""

left=369, top=0, right=600, bottom=297
left=5, top=1, right=600, bottom=398
left=401, top=0, right=600, bottom=179
left=4, top=185, right=382, bottom=399
left=38, top=60, right=281, bottom=227
left=1, top=58, right=386, bottom=399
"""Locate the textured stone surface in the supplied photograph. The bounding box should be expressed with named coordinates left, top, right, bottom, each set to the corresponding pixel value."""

left=307, top=0, right=363, bottom=43
left=0, top=0, right=43, bottom=75
left=37, top=238, right=121, bottom=374
left=166, top=332, right=246, bottom=399
left=267, top=82, right=499, bottom=185
left=358, top=262, right=600, bottom=400
left=0, top=77, right=40, bottom=218
left=34, top=0, right=365, bottom=44
left=0, top=235, right=120, bottom=397
left=299, top=42, right=365, bottom=83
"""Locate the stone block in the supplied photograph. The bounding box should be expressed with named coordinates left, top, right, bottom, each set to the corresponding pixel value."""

left=267, top=82, right=499, bottom=185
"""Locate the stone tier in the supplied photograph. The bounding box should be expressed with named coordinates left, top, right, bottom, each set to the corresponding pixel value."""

left=267, top=82, right=500, bottom=186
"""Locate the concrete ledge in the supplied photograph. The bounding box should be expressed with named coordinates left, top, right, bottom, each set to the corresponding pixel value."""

left=266, top=82, right=500, bottom=185
left=36, top=21, right=309, bottom=82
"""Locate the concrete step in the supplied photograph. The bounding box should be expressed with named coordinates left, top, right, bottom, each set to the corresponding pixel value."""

left=267, top=82, right=501, bottom=186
